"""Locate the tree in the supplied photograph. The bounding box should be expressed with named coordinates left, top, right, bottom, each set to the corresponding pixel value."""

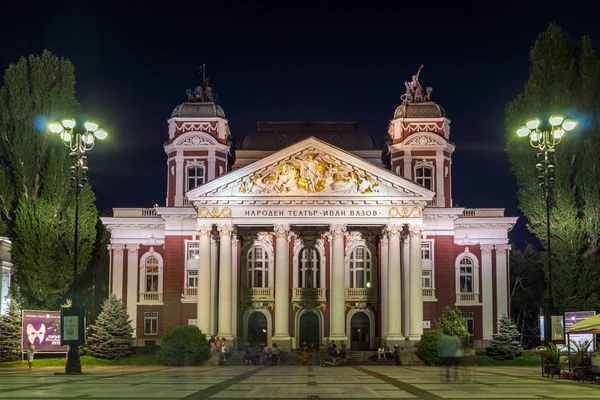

left=510, top=242, right=545, bottom=346
left=0, top=299, right=22, bottom=361
left=488, top=314, right=523, bottom=360
left=505, top=24, right=600, bottom=312
left=86, top=295, right=134, bottom=360
left=435, top=306, right=469, bottom=342
left=0, top=50, right=98, bottom=310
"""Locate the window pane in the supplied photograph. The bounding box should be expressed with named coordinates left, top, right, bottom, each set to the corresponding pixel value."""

left=356, top=271, right=364, bottom=288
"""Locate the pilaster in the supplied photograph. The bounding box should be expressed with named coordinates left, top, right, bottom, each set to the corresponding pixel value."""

left=480, top=244, right=494, bottom=341
left=495, top=244, right=510, bottom=322
left=329, top=224, right=348, bottom=342
left=125, top=244, right=139, bottom=337
left=111, top=244, right=125, bottom=300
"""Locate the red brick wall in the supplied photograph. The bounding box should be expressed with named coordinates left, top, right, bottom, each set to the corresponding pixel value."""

left=432, top=236, right=455, bottom=309
left=444, top=159, right=452, bottom=207
left=411, top=150, right=437, bottom=156
left=161, top=236, right=188, bottom=332
left=183, top=151, right=209, bottom=157
left=167, top=159, right=176, bottom=207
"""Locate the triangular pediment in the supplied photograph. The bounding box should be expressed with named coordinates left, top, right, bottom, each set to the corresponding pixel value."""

left=186, top=137, right=434, bottom=204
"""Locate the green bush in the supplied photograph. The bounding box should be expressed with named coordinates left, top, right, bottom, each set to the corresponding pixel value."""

left=132, top=345, right=160, bottom=355
left=416, top=330, right=443, bottom=365
left=157, top=325, right=209, bottom=366
left=475, top=347, right=488, bottom=356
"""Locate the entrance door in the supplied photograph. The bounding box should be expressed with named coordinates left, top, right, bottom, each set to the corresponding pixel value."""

left=299, top=312, right=319, bottom=349
left=350, top=312, right=370, bottom=351
left=248, top=312, right=267, bottom=345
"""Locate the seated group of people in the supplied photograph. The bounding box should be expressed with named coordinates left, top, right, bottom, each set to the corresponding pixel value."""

left=244, top=342, right=287, bottom=366
left=376, top=346, right=394, bottom=361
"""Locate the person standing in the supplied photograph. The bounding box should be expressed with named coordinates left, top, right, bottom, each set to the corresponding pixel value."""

left=27, top=342, right=35, bottom=370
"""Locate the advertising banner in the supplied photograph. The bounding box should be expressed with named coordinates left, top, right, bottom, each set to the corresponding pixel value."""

left=21, top=310, right=67, bottom=353
left=565, top=311, right=596, bottom=352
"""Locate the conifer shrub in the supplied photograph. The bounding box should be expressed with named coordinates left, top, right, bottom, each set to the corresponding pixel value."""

left=157, top=325, right=209, bottom=366
left=416, top=330, right=443, bottom=365
left=0, top=300, right=22, bottom=362
left=487, top=314, right=523, bottom=360
left=86, top=295, right=134, bottom=360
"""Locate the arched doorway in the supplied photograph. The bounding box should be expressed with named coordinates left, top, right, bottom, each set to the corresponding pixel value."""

left=247, top=312, right=267, bottom=345
left=298, top=312, right=319, bottom=348
left=350, top=312, right=370, bottom=350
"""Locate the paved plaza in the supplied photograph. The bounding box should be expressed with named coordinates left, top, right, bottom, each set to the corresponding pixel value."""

left=1, top=364, right=599, bottom=399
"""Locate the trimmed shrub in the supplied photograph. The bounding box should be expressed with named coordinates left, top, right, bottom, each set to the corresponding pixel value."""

left=416, top=330, right=443, bottom=365
left=157, top=325, right=209, bottom=366
left=475, top=347, right=488, bottom=356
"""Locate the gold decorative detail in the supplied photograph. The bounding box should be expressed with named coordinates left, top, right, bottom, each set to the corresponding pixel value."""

left=316, top=303, right=327, bottom=311
left=198, top=206, right=232, bottom=218
left=264, top=302, right=275, bottom=311
left=292, top=303, right=303, bottom=311
left=345, top=302, right=375, bottom=311
left=238, top=152, right=380, bottom=194
left=293, top=302, right=326, bottom=312
left=388, top=206, right=422, bottom=218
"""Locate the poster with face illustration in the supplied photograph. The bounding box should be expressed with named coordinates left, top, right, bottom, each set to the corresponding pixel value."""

left=21, top=310, right=67, bottom=352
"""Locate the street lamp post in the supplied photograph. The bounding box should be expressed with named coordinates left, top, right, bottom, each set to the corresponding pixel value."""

left=516, top=116, right=576, bottom=347
left=48, top=119, right=107, bottom=374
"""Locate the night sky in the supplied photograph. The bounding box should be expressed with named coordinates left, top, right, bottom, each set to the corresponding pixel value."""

left=3, top=2, right=600, bottom=248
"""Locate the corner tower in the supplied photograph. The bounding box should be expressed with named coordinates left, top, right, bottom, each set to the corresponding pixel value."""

left=164, top=79, right=234, bottom=207
left=382, top=66, right=454, bottom=208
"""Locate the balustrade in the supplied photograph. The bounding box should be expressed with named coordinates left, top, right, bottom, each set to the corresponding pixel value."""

left=422, top=288, right=436, bottom=300
left=344, top=287, right=375, bottom=301
left=139, top=292, right=163, bottom=302
left=456, top=293, right=479, bottom=304
left=291, top=287, right=326, bottom=302
left=241, top=287, right=274, bottom=300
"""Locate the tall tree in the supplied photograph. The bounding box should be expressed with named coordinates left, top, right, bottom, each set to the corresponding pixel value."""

left=510, top=243, right=545, bottom=345
left=0, top=50, right=98, bottom=310
left=505, top=24, right=600, bottom=312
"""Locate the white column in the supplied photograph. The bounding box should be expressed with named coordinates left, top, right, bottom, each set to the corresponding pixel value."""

left=385, top=225, right=404, bottom=342
left=495, top=244, right=510, bottom=322
left=380, top=233, right=389, bottom=338
left=273, top=223, right=291, bottom=348
left=329, top=224, right=348, bottom=341
left=125, top=244, right=139, bottom=337
left=210, top=235, right=218, bottom=335
left=197, top=224, right=212, bottom=335
left=175, top=155, right=184, bottom=206
left=111, top=244, right=125, bottom=300
left=401, top=234, right=410, bottom=339
left=231, top=234, right=239, bottom=341
left=217, top=224, right=234, bottom=339
left=436, top=155, right=445, bottom=207
left=481, top=245, right=494, bottom=340
left=208, top=150, right=216, bottom=180
left=408, top=223, right=423, bottom=341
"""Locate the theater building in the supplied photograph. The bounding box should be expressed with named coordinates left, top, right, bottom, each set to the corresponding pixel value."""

left=102, top=72, right=517, bottom=350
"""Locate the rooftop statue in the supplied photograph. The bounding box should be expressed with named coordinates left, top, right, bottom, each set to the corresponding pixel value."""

left=401, top=64, right=433, bottom=104
left=185, top=64, right=219, bottom=103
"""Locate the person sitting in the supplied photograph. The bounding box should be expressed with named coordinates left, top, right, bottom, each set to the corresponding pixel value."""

left=377, top=346, right=387, bottom=361
left=298, top=342, right=309, bottom=364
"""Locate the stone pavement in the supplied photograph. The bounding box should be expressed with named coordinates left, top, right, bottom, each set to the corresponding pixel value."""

left=1, top=364, right=599, bottom=399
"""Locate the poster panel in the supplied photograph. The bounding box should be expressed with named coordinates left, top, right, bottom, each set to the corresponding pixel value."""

left=22, top=310, right=68, bottom=352
left=564, top=311, right=596, bottom=352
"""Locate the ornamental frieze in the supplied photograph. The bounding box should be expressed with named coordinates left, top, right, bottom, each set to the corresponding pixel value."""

left=238, top=152, right=380, bottom=195
left=388, top=206, right=422, bottom=218
left=197, top=206, right=232, bottom=218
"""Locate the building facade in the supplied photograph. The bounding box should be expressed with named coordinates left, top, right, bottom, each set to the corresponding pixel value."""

left=102, top=73, right=517, bottom=350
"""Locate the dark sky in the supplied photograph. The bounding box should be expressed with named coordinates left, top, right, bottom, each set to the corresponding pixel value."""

left=2, top=1, right=600, bottom=248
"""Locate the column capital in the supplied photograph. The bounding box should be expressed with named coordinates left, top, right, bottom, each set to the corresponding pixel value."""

left=274, top=223, right=291, bottom=238
left=408, top=223, right=423, bottom=237
left=480, top=244, right=494, bottom=255
left=385, top=224, right=403, bottom=236
left=380, top=233, right=389, bottom=246
left=495, top=244, right=511, bottom=252
left=196, top=223, right=213, bottom=236
left=125, top=244, right=140, bottom=255
left=217, top=223, right=235, bottom=237
left=329, top=224, right=347, bottom=238
left=110, top=244, right=125, bottom=255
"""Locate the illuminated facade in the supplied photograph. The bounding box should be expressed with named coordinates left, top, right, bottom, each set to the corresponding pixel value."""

left=102, top=74, right=517, bottom=350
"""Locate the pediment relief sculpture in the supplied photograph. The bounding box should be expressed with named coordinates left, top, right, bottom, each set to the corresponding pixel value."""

left=238, top=152, right=380, bottom=195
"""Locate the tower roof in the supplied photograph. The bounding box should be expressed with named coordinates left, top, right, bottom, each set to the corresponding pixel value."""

left=171, top=76, right=225, bottom=118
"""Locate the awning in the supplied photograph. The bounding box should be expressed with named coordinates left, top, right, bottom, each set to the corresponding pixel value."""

left=566, top=314, right=600, bottom=334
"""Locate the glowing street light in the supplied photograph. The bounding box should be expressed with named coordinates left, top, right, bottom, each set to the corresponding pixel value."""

left=515, top=115, right=576, bottom=350
left=47, top=118, right=108, bottom=374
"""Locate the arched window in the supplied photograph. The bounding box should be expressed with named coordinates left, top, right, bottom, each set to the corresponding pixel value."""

left=299, top=247, right=320, bottom=288
left=247, top=246, right=269, bottom=288
left=415, top=165, right=433, bottom=190
left=145, top=256, right=160, bottom=293
left=187, top=165, right=205, bottom=191
left=458, top=257, right=474, bottom=293
left=349, top=246, right=371, bottom=288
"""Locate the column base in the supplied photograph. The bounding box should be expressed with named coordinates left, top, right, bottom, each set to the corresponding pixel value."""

left=271, top=334, right=292, bottom=351
left=408, top=334, right=422, bottom=341
left=216, top=333, right=235, bottom=343
left=385, top=334, right=405, bottom=349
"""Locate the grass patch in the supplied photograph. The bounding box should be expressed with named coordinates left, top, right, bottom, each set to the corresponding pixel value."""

left=472, top=355, right=542, bottom=366
left=0, top=354, right=158, bottom=368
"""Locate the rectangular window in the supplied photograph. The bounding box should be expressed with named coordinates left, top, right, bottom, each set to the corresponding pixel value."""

left=187, top=241, right=200, bottom=260
left=422, top=270, right=432, bottom=289
left=415, top=166, right=433, bottom=190
left=421, top=242, right=431, bottom=260
left=187, top=269, right=198, bottom=287
left=144, top=312, right=158, bottom=335
left=462, top=312, right=475, bottom=336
